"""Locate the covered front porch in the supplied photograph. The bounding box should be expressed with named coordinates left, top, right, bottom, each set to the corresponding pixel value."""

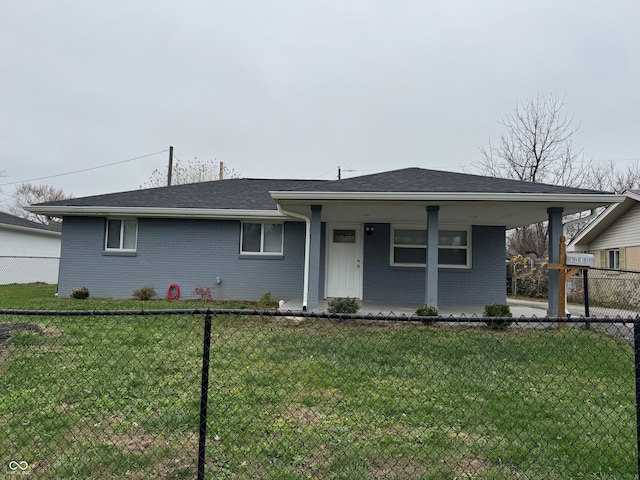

left=277, top=200, right=576, bottom=317
left=270, top=168, right=623, bottom=317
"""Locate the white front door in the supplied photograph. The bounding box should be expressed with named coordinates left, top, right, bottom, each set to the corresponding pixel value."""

left=326, top=224, right=363, bottom=299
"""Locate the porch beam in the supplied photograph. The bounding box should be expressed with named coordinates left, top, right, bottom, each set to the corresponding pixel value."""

left=426, top=206, right=439, bottom=308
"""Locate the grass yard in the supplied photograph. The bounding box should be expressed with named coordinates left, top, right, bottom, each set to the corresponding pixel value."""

left=0, top=284, right=638, bottom=479
left=0, top=283, right=261, bottom=310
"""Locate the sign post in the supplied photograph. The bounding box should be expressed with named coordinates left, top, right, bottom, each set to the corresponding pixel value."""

left=547, top=236, right=594, bottom=324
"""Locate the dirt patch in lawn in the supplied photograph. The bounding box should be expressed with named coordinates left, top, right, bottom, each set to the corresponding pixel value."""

left=370, top=456, right=429, bottom=479
left=0, top=322, right=43, bottom=341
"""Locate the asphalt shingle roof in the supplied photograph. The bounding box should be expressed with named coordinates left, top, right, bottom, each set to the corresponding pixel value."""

left=33, top=168, right=608, bottom=211
left=287, top=168, right=607, bottom=194
left=0, top=211, right=62, bottom=232
left=36, top=178, right=324, bottom=211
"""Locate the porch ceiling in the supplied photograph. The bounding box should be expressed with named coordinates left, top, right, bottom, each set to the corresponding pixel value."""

left=277, top=198, right=618, bottom=228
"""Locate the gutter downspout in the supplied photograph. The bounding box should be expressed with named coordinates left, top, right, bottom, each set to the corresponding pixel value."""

left=276, top=205, right=311, bottom=310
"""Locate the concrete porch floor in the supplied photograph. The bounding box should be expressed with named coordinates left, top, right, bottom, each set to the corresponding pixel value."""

left=277, top=298, right=581, bottom=318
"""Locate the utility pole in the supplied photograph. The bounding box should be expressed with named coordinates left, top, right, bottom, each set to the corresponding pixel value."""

left=167, top=146, right=174, bottom=186
left=219, top=161, right=224, bottom=180
left=338, top=166, right=341, bottom=180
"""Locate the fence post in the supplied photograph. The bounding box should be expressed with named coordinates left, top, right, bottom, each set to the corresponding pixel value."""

left=583, top=270, right=590, bottom=329
left=635, top=319, right=640, bottom=479
left=197, top=312, right=213, bottom=480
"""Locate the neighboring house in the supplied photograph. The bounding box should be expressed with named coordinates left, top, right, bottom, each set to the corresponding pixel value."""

left=569, top=190, right=640, bottom=270
left=29, top=168, right=622, bottom=315
left=0, top=212, right=62, bottom=285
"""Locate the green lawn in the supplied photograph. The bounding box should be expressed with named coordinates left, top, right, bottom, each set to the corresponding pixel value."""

left=0, top=282, right=262, bottom=310
left=0, top=284, right=637, bottom=479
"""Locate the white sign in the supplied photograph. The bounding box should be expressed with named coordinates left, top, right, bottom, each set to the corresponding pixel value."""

left=566, top=253, right=595, bottom=267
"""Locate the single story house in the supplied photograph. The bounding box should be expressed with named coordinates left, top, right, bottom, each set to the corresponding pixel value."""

left=0, top=211, right=62, bottom=284
left=569, top=190, right=640, bottom=270
left=29, top=168, right=623, bottom=315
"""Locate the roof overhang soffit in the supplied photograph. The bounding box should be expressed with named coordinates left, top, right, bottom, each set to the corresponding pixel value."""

left=569, top=192, right=640, bottom=246
left=270, top=192, right=625, bottom=228
left=0, top=224, right=61, bottom=237
left=26, top=206, right=289, bottom=221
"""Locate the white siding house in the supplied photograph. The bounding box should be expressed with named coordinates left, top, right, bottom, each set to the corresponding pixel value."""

left=0, top=212, right=62, bottom=284
left=569, top=190, right=640, bottom=270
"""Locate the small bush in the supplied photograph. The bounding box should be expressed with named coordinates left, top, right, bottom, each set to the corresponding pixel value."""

left=257, top=292, right=279, bottom=309
left=70, top=287, right=89, bottom=300
left=415, top=305, right=438, bottom=325
left=133, top=286, right=156, bottom=301
left=415, top=305, right=438, bottom=316
left=327, top=297, right=360, bottom=314
left=193, top=285, right=213, bottom=301
left=484, top=303, right=512, bottom=329
left=508, top=255, right=548, bottom=298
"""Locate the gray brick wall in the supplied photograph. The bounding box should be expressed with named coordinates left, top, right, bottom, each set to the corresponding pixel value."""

left=362, top=224, right=506, bottom=306
left=58, top=216, right=306, bottom=301
left=58, top=217, right=505, bottom=307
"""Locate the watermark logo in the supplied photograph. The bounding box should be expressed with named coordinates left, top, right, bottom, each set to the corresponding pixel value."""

left=7, top=461, right=30, bottom=476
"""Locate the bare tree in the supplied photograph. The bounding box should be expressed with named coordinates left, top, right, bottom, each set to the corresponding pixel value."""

left=588, top=161, right=640, bottom=193
left=141, top=159, right=240, bottom=189
left=475, top=93, right=593, bottom=187
left=9, top=183, right=72, bottom=225
left=474, top=94, right=593, bottom=257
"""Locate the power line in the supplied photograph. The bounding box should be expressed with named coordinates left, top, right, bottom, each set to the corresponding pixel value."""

left=0, top=150, right=168, bottom=187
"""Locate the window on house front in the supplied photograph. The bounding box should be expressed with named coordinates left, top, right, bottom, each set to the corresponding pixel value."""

left=241, top=222, right=283, bottom=254
left=391, top=226, right=470, bottom=267
left=105, top=219, right=138, bottom=251
left=607, top=249, right=620, bottom=269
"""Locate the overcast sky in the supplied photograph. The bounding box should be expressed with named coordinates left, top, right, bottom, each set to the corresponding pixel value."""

left=1, top=0, right=638, bottom=205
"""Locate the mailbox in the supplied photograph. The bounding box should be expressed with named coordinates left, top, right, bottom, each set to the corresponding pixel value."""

left=566, top=253, right=595, bottom=267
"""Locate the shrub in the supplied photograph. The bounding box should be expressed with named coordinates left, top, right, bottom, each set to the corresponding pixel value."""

left=415, top=305, right=438, bottom=325
left=484, top=303, right=512, bottom=329
left=70, top=287, right=89, bottom=300
left=193, top=285, right=213, bottom=301
left=257, top=292, right=279, bottom=309
left=327, top=297, right=360, bottom=314
left=415, top=305, right=438, bottom=316
left=133, top=286, right=156, bottom=301
left=508, top=255, right=549, bottom=298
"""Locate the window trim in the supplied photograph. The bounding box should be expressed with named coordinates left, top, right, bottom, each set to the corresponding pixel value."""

left=104, top=218, right=138, bottom=252
left=240, top=222, right=284, bottom=255
left=606, top=249, right=620, bottom=269
left=390, top=224, right=471, bottom=268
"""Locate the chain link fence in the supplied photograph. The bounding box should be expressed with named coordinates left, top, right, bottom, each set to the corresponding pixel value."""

left=1, top=309, right=639, bottom=479
left=507, top=260, right=640, bottom=320
left=0, top=256, right=60, bottom=285
left=566, top=268, right=640, bottom=319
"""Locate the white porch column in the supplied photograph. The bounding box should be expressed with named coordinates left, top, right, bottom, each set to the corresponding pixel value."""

left=547, top=207, right=563, bottom=317
left=425, top=206, right=439, bottom=308
left=307, top=205, right=322, bottom=310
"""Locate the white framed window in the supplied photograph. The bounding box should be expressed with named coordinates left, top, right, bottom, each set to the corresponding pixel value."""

left=390, top=225, right=470, bottom=268
left=241, top=222, right=284, bottom=255
left=606, top=249, right=620, bottom=269
left=105, top=219, right=138, bottom=251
